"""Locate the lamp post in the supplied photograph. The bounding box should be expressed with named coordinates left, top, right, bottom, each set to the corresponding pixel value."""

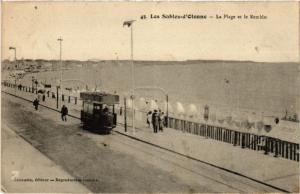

left=123, top=20, right=136, bottom=133
left=57, top=37, right=63, bottom=109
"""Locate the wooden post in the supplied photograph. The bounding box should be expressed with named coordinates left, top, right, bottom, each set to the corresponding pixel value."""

left=56, top=86, right=59, bottom=109
left=124, top=97, right=127, bottom=132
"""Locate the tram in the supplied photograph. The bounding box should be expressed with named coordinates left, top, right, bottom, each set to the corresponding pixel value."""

left=80, top=92, right=119, bottom=134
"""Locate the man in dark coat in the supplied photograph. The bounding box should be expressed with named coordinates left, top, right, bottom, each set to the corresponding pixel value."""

left=152, top=110, right=158, bottom=133
left=61, top=105, right=68, bottom=121
left=33, top=98, right=39, bottom=110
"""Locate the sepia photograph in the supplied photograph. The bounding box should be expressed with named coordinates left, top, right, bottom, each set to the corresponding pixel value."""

left=1, top=1, right=299, bottom=193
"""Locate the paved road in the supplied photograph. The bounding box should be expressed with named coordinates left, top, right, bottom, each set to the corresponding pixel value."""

left=2, top=124, right=91, bottom=193
left=1, top=93, right=284, bottom=193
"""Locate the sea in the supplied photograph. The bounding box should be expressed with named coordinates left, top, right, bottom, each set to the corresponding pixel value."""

left=7, top=60, right=300, bottom=119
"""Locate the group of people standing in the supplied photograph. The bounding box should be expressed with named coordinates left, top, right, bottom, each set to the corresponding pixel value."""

left=147, top=110, right=165, bottom=133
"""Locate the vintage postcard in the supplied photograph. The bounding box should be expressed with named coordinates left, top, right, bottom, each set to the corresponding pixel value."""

left=1, top=1, right=299, bottom=193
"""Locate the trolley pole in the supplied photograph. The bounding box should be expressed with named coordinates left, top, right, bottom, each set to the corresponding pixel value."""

left=124, top=97, right=127, bottom=132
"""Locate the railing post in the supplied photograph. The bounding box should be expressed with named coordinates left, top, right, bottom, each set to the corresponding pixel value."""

left=233, top=131, right=238, bottom=146
left=274, top=139, right=279, bottom=157
left=264, top=137, right=269, bottom=155
left=241, top=133, right=245, bottom=149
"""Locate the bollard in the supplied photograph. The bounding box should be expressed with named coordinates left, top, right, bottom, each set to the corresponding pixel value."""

left=68, top=96, right=71, bottom=103
left=75, top=97, right=77, bottom=105
left=62, top=95, right=64, bottom=101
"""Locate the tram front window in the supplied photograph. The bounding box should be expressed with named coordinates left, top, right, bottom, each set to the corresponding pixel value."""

left=103, top=105, right=114, bottom=114
left=93, top=104, right=102, bottom=114
left=83, top=102, right=93, bottom=114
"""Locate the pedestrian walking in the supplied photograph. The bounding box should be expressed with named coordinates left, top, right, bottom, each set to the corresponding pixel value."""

left=154, top=112, right=160, bottom=133
left=158, top=109, right=162, bottom=132
left=33, top=98, right=39, bottom=110
left=159, top=112, right=165, bottom=132
left=147, top=111, right=152, bottom=128
left=152, top=110, right=158, bottom=133
left=61, top=105, right=68, bottom=121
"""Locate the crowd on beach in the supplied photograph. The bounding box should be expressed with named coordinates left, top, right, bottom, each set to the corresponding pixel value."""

left=146, top=109, right=166, bottom=133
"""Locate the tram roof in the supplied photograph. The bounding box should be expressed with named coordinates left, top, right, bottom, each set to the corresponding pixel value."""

left=80, top=92, right=119, bottom=104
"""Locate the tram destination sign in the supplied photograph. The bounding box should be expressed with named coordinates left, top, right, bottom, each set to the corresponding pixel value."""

left=80, top=92, right=119, bottom=105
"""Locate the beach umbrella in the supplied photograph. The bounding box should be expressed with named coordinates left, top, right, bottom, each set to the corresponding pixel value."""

left=176, top=102, right=185, bottom=114
left=150, top=99, right=158, bottom=110
left=188, top=104, right=197, bottom=116
left=210, top=113, right=217, bottom=122
left=138, top=97, right=147, bottom=109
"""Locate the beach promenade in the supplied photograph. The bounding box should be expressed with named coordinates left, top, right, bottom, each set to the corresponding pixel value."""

left=1, top=84, right=299, bottom=192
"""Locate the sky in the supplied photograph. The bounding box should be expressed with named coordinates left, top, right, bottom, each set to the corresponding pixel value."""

left=2, top=1, right=299, bottom=62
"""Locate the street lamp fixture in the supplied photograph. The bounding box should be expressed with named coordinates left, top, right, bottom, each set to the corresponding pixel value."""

left=57, top=37, right=63, bottom=109
left=123, top=20, right=136, bottom=133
